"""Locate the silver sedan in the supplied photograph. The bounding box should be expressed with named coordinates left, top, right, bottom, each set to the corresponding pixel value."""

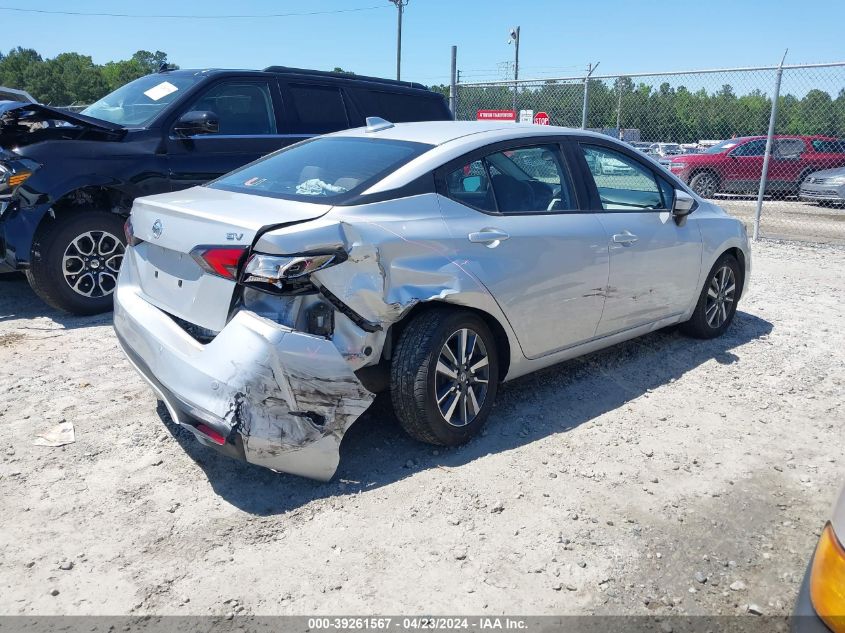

left=800, top=167, right=845, bottom=205
left=114, top=120, right=751, bottom=480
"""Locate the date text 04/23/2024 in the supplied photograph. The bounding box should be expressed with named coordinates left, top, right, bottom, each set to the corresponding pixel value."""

left=307, top=617, right=529, bottom=630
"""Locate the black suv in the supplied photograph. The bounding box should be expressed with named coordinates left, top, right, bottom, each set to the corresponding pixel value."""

left=0, top=66, right=451, bottom=314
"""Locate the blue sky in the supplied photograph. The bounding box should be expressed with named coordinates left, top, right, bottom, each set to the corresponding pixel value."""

left=2, top=0, right=844, bottom=85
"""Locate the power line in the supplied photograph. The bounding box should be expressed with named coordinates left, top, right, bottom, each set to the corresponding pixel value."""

left=0, top=4, right=388, bottom=19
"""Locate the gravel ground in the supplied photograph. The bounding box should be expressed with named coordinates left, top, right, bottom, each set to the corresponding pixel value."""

left=716, top=197, right=845, bottom=244
left=0, top=240, right=843, bottom=617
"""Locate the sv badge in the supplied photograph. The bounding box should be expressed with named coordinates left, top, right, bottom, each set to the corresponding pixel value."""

left=226, top=232, right=244, bottom=241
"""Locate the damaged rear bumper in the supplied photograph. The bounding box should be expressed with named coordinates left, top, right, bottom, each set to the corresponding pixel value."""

left=113, top=266, right=375, bottom=481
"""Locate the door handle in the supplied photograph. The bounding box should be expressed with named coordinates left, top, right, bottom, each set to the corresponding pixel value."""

left=612, top=231, right=639, bottom=245
left=468, top=228, right=510, bottom=247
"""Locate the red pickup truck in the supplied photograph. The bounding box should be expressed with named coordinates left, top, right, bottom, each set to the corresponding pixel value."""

left=668, top=135, right=845, bottom=198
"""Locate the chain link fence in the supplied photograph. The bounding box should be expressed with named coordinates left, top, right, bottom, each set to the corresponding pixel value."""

left=454, top=62, right=845, bottom=243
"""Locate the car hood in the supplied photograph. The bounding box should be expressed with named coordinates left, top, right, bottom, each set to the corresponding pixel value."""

left=670, top=152, right=720, bottom=163
left=0, top=100, right=124, bottom=133
left=805, top=167, right=845, bottom=179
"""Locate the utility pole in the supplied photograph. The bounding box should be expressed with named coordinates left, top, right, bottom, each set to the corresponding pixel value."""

left=449, top=45, right=458, bottom=117
left=581, top=61, right=599, bottom=129
left=753, top=49, right=788, bottom=241
left=388, top=0, right=410, bottom=81
left=508, top=26, right=520, bottom=113
left=616, top=77, right=624, bottom=138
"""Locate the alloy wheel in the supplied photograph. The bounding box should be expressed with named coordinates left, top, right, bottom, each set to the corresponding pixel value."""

left=694, top=174, right=716, bottom=197
left=704, top=265, right=736, bottom=329
left=61, top=230, right=125, bottom=298
left=434, top=327, right=490, bottom=427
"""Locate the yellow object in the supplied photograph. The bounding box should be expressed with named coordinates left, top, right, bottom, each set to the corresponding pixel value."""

left=810, top=523, right=845, bottom=632
left=8, top=171, right=32, bottom=187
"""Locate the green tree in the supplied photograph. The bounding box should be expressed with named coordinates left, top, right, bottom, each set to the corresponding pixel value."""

left=0, top=47, right=42, bottom=91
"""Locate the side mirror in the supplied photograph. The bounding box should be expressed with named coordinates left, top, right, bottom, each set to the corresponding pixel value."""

left=672, top=189, right=696, bottom=225
left=463, top=175, right=483, bottom=192
left=174, top=111, right=219, bottom=137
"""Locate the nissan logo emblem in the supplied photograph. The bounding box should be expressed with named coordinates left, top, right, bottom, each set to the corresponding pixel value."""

left=152, top=219, right=163, bottom=239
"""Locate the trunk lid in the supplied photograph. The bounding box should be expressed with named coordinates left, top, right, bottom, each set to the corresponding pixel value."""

left=129, top=186, right=331, bottom=332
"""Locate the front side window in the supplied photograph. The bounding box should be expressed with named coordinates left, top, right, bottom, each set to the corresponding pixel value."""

left=581, top=145, right=664, bottom=210
left=445, top=145, right=576, bottom=214
left=183, top=81, right=276, bottom=135
left=209, top=136, right=432, bottom=202
left=730, top=139, right=767, bottom=157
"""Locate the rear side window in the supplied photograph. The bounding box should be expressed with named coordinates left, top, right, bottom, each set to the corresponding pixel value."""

left=366, top=90, right=448, bottom=122
left=581, top=145, right=664, bottom=210
left=445, top=145, right=576, bottom=214
left=811, top=139, right=845, bottom=153
left=774, top=138, right=805, bottom=157
left=446, top=160, right=496, bottom=213
left=210, top=136, right=432, bottom=202
left=287, top=84, right=349, bottom=133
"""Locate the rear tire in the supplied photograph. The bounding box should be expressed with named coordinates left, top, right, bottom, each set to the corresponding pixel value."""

left=680, top=254, right=742, bottom=339
left=26, top=210, right=126, bottom=315
left=390, top=308, right=499, bottom=446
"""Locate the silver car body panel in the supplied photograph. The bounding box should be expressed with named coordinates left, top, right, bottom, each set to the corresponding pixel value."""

left=114, top=256, right=373, bottom=481
left=114, top=121, right=751, bottom=479
left=799, top=166, right=845, bottom=202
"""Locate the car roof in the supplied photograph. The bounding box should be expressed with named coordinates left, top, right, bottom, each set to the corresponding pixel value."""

left=329, top=120, right=608, bottom=146
left=339, top=121, right=634, bottom=196
left=157, top=68, right=433, bottom=91
left=732, top=134, right=838, bottom=142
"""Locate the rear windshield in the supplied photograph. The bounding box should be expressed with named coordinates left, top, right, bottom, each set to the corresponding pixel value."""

left=366, top=91, right=449, bottom=122
left=209, top=136, right=433, bottom=202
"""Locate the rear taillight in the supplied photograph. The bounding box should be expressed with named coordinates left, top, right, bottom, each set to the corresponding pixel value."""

left=241, top=252, right=345, bottom=291
left=123, top=217, right=141, bottom=246
left=194, top=423, right=226, bottom=445
left=190, top=247, right=246, bottom=280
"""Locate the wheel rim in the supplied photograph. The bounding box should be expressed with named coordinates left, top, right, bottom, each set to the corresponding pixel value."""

left=434, top=327, right=490, bottom=427
left=704, top=265, right=736, bottom=329
left=61, top=230, right=125, bottom=298
left=695, top=174, right=715, bottom=197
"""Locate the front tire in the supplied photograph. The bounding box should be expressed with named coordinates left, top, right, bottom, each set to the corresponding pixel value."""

left=689, top=171, right=719, bottom=198
left=26, top=210, right=126, bottom=315
left=390, top=308, right=499, bottom=446
left=680, top=254, right=742, bottom=339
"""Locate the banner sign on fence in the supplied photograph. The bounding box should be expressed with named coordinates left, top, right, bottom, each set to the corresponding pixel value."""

left=533, top=111, right=550, bottom=125
left=477, top=109, right=516, bottom=121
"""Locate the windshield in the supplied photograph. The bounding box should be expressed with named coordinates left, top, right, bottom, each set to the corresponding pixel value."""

left=209, top=136, right=433, bottom=202
left=81, top=74, right=202, bottom=127
left=704, top=138, right=745, bottom=154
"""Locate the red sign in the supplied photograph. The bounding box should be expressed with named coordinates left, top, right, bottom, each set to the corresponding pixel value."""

left=477, top=109, right=516, bottom=122
left=533, top=111, right=550, bottom=125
